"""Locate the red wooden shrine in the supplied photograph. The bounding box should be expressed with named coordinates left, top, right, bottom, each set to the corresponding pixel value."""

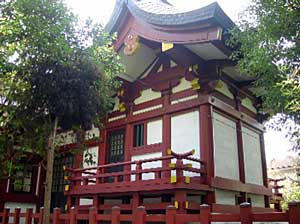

left=0, top=0, right=274, bottom=216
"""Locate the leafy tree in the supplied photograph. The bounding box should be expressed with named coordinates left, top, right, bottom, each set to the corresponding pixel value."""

left=228, top=0, right=300, bottom=149
left=281, top=182, right=300, bottom=211
left=0, top=0, right=123, bottom=222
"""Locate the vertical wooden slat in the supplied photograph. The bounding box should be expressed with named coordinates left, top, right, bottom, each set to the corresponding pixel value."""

left=52, top=208, right=60, bottom=224
left=133, top=206, right=146, bottom=224
left=111, top=206, right=121, bottom=224
left=13, top=208, right=21, bottom=224
left=38, top=207, right=44, bottom=224
left=240, top=202, right=252, bottom=224
left=3, top=208, right=9, bottom=224
left=165, top=205, right=176, bottom=224
left=289, top=202, right=300, bottom=224
left=88, top=207, right=97, bottom=224
left=25, top=208, right=33, bottom=224
left=199, top=204, right=210, bottom=224
left=69, top=207, right=76, bottom=224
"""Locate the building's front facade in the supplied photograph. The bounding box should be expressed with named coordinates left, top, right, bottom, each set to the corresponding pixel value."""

left=0, top=0, right=272, bottom=215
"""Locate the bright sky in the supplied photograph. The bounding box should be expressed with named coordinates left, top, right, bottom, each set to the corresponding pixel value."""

left=65, top=0, right=295, bottom=162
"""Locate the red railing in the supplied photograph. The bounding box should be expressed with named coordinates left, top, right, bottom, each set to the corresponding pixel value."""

left=0, top=202, right=299, bottom=224
left=65, top=149, right=206, bottom=194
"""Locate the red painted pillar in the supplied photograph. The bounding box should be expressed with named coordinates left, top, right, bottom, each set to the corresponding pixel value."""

left=289, top=202, right=300, bottom=224
left=165, top=205, right=176, bottom=224
left=88, top=207, right=97, bottom=224
left=38, top=207, right=44, bottom=224
left=200, top=104, right=215, bottom=204
left=237, top=120, right=247, bottom=202
left=52, top=208, right=60, bottom=224
left=3, top=208, right=9, bottom=224
left=69, top=207, right=76, bottom=224
left=133, top=206, right=146, bottom=224
left=240, top=202, right=252, bottom=224
left=260, top=133, right=270, bottom=207
left=13, top=208, right=21, bottom=224
left=25, top=208, right=33, bottom=224
left=111, top=206, right=121, bottom=224
left=162, top=93, right=171, bottom=178
left=199, top=204, right=210, bottom=224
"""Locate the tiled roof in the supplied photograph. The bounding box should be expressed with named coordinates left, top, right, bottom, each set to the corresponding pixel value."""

left=268, top=156, right=300, bottom=170
left=105, top=0, right=234, bottom=33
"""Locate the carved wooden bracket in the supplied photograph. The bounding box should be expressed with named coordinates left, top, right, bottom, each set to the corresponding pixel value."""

left=124, top=33, right=140, bottom=56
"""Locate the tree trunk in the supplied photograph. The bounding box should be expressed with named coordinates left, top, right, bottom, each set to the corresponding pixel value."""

left=43, top=117, right=58, bottom=224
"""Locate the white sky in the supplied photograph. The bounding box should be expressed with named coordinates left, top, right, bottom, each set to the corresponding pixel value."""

left=65, top=0, right=295, bottom=162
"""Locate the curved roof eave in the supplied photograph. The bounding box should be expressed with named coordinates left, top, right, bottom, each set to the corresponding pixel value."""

left=105, top=0, right=235, bottom=33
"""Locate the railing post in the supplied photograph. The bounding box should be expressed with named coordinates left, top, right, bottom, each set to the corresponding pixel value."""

left=3, top=208, right=9, bottom=224
left=111, top=206, right=121, bottom=224
left=288, top=201, right=300, bottom=224
left=52, top=208, right=60, bottom=224
left=25, top=208, right=33, bottom=224
left=176, top=158, right=184, bottom=183
left=240, top=202, right=252, bottom=224
left=38, top=207, right=44, bottom=224
left=166, top=205, right=176, bottom=224
left=133, top=206, right=146, bottom=224
left=13, top=207, right=21, bottom=224
left=199, top=204, right=210, bottom=224
left=88, top=207, right=97, bottom=224
left=135, top=163, right=142, bottom=181
left=70, top=207, right=76, bottom=224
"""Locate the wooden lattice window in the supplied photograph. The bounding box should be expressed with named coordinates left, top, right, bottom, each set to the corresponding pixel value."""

left=13, top=165, right=33, bottom=193
left=134, top=124, right=144, bottom=147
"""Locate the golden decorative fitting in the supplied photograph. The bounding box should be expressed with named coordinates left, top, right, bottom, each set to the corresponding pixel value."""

left=64, top=176, right=68, bottom=181
left=185, top=176, right=191, bottom=184
left=162, top=42, right=174, bottom=52
left=65, top=204, right=68, bottom=211
left=117, top=89, right=124, bottom=97
left=169, top=163, right=176, bottom=168
left=191, top=78, right=200, bottom=90
left=167, top=149, right=172, bottom=155
left=174, top=201, right=179, bottom=209
left=118, top=102, right=126, bottom=113
left=64, top=185, right=70, bottom=191
left=191, top=149, right=196, bottom=155
left=170, top=176, right=177, bottom=184
left=185, top=201, right=189, bottom=209
left=187, top=163, right=192, bottom=168
left=63, top=165, right=66, bottom=171
left=124, top=34, right=140, bottom=56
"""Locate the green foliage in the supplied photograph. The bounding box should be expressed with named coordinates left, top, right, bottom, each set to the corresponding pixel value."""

left=228, top=0, right=300, bottom=146
left=0, top=0, right=124, bottom=176
left=281, top=182, right=300, bottom=211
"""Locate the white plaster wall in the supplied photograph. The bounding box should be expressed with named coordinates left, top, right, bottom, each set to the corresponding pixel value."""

left=172, top=78, right=191, bottom=93
left=4, top=202, right=36, bottom=224
left=55, top=130, right=76, bottom=146
left=248, top=193, right=265, bottom=207
left=147, top=119, right=162, bottom=145
left=171, top=111, right=200, bottom=177
left=242, top=97, right=257, bottom=113
left=85, top=125, right=100, bottom=140
left=242, top=127, right=264, bottom=185
left=79, top=198, right=93, bottom=206
left=213, top=112, right=240, bottom=180
left=82, top=146, right=99, bottom=187
left=131, top=152, right=162, bottom=181
left=134, top=88, right=161, bottom=105
left=215, top=189, right=237, bottom=205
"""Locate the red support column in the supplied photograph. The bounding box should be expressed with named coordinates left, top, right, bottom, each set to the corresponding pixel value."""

left=111, top=206, right=121, bottom=224
left=38, top=207, right=44, bottom=224
left=174, top=190, right=186, bottom=214
left=13, top=208, right=21, bottom=224
left=88, top=207, right=97, bottom=224
left=3, top=208, right=9, bottom=224
left=200, top=104, right=215, bottom=204
left=240, top=202, right=252, bottom=224
left=52, top=208, right=60, bottom=224
left=124, top=123, right=133, bottom=181
left=25, top=208, right=33, bottom=224
left=288, top=202, right=300, bottom=224
left=165, top=205, right=176, bottom=224
left=199, top=204, right=210, bottom=224
left=133, top=206, right=146, bottom=224
left=237, top=120, right=247, bottom=202
left=69, top=207, right=76, bottom=224
left=162, top=93, right=171, bottom=178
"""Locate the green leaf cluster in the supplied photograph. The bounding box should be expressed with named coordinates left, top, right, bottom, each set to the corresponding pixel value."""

left=0, top=0, right=124, bottom=176
left=228, top=0, right=300, bottom=120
